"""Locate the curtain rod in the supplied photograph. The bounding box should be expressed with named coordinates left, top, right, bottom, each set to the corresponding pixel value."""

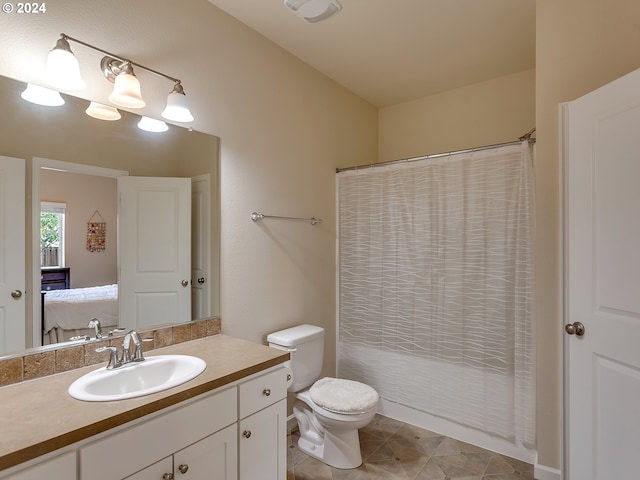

left=336, top=129, right=536, bottom=174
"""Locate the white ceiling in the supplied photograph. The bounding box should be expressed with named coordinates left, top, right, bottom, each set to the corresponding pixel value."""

left=207, top=0, right=536, bottom=107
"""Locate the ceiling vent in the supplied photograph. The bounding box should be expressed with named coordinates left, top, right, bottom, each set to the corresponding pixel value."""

left=284, top=0, right=342, bottom=23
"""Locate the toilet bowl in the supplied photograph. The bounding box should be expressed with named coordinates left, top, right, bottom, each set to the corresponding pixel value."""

left=267, top=324, right=379, bottom=469
left=293, top=382, right=377, bottom=469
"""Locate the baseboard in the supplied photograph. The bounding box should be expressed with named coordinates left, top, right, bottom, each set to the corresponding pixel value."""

left=533, top=463, right=562, bottom=480
left=377, top=398, right=537, bottom=464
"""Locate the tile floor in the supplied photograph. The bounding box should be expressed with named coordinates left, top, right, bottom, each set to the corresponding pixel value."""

left=287, top=415, right=535, bottom=480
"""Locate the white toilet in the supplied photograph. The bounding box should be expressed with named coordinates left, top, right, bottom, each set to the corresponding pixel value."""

left=267, top=324, right=378, bottom=469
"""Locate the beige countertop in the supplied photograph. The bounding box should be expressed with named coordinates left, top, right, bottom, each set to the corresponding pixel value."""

left=0, top=335, right=289, bottom=471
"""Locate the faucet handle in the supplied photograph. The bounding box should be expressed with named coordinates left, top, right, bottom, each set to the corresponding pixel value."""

left=132, top=337, right=153, bottom=362
left=108, top=327, right=126, bottom=337
left=69, top=335, right=90, bottom=342
left=96, top=346, right=119, bottom=369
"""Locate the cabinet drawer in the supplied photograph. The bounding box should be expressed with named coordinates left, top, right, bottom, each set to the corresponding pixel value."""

left=238, top=368, right=288, bottom=419
left=80, top=386, right=237, bottom=480
left=42, top=271, right=67, bottom=281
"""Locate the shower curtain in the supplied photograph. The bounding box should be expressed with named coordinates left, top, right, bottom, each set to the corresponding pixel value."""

left=337, top=141, right=535, bottom=446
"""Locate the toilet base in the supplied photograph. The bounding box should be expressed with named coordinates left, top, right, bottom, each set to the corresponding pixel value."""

left=293, top=400, right=365, bottom=469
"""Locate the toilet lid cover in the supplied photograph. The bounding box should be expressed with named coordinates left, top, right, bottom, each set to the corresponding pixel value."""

left=310, top=377, right=379, bottom=414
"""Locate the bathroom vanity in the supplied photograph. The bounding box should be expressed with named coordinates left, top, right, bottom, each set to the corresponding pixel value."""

left=0, top=335, right=289, bottom=480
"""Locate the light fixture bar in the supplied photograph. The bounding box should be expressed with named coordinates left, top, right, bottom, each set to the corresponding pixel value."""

left=59, top=33, right=182, bottom=84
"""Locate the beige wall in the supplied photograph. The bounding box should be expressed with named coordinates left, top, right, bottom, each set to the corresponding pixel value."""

left=379, top=69, right=535, bottom=162
left=40, top=170, right=118, bottom=289
left=536, top=0, right=640, bottom=470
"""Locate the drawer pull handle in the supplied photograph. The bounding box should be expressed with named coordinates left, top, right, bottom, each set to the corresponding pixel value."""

left=178, top=464, right=189, bottom=474
left=243, top=430, right=252, bottom=438
left=163, top=474, right=174, bottom=480
left=263, top=388, right=271, bottom=397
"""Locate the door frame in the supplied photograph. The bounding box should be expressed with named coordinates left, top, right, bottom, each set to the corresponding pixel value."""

left=191, top=174, right=211, bottom=320
left=561, top=102, right=569, bottom=480
left=31, top=157, right=128, bottom=347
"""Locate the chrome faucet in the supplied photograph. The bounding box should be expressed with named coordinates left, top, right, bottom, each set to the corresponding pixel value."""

left=121, top=330, right=146, bottom=364
left=88, top=318, right=103, bottom=339
left=95, top=330, right=149, bottom=369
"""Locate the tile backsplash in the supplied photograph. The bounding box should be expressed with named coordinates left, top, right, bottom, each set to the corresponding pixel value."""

left=0, top=317, right=221, bottom=387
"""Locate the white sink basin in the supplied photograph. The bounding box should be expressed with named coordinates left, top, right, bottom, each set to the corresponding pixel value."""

left=68, top=355, right=207, bottom=402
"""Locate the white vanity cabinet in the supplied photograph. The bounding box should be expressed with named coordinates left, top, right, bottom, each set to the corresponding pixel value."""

left=237, top=368, right=288, bottom=480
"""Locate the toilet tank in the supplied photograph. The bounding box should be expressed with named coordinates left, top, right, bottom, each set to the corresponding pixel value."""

left=267, top=324, right=325, bottom=392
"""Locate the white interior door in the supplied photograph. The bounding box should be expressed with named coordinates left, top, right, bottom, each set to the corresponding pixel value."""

left=191, top=175, right=210, bottom=320
left=564, top=67, right=640, bottom=480
left=0, top=156, right=25, bottom=354
left=118, top=177, right=191, bottom=330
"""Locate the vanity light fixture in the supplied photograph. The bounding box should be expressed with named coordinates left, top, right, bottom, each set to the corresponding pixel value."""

left=20, top=83, right=65, bottom=106
left=42, top=34, right=194, bottom=121
left=137, top=116, right=169, bottom=132
left=85, top=102, right=121, bottom=121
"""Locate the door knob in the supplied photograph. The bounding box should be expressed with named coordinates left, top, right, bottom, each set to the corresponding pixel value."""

left=565, top=322, right=585, bottom=337
left=243, top=430, right=252, bottom=438
left=181, top=279, right=189, bottom=287
left=178, top=464, right=189, bottom=474
left=11, top=290, right=23, bottom=299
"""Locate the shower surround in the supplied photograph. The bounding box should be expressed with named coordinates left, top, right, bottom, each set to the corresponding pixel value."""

left=337, top=141, right=535, bottom=462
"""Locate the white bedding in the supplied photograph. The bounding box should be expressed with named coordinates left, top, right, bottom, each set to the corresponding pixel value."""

left=43, top=284, right=118, bottom=332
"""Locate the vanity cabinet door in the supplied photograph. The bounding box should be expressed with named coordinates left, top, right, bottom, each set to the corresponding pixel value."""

left=238, top=399, right=286, bottom=480
left=0, top=451, right=76, bottom=480
left=173, top=424, right=237, bottom=480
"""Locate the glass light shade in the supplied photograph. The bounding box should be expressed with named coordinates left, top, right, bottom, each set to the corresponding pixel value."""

left=161, top=91, right=194, bottom=122
left=85, top=102, right=121, bottom=121
left=43, top=48, right=87, bottom=91
left=137, top=116, right=168, bottom=133
left=108, top=73, right=145, bottom=108
left=20, top=84, right=65, bottom=106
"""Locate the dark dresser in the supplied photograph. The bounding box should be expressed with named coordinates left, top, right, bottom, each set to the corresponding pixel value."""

left=41, top=267, right=70, bottom=291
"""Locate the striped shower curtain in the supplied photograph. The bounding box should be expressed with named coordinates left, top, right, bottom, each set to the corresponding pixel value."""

left=337, top=141, right=535, bottom=446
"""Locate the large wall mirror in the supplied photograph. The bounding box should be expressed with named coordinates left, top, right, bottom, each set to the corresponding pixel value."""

left=0, top=74, right=220, bottom=357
